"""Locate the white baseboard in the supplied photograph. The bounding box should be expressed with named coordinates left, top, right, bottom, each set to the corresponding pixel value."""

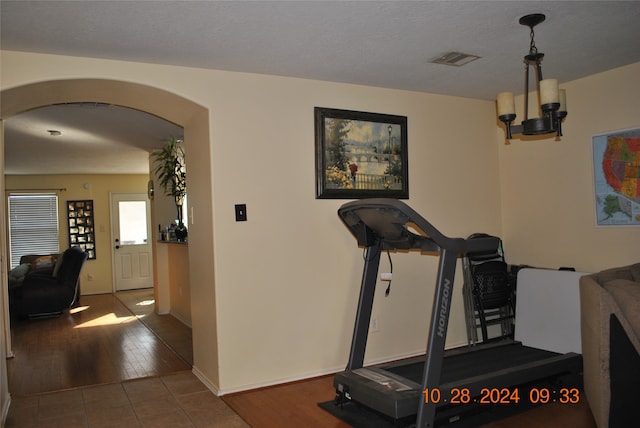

left=218, top=366, right=341, bottom=396
left=2, top=394, right=11, bottom=428
left=214, top=346, right=460, bottom=396
left=191, top=366, right=220, bottom=396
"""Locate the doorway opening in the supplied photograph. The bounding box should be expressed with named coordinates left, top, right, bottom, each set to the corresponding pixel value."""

left=1, top=78, right=218, bottom=393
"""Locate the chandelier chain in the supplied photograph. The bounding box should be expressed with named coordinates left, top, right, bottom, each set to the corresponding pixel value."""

left=529, top=27, right=538, bottom=56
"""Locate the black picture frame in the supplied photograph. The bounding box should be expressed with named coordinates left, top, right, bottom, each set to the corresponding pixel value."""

left=315, top=107, right=408, bottom=199
left=67, top=200, right=96, bottom=260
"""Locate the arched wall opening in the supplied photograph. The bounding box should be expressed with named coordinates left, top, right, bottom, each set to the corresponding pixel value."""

left=0, top=78, right=220, bottom=389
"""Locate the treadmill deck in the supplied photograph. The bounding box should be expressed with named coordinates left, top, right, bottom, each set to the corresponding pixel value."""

left=333, top=341, right=582, bottom=421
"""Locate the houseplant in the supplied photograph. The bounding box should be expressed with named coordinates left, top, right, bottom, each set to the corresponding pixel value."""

left=152, top=136, right=187, bottom=241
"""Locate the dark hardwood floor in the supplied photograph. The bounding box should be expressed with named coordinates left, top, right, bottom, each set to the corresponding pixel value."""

left=7, top=293, right=190, bottom=396
left=116, top=289, right=193, bottom=365
left=5, top=292, right=249, bottom=428
left=6, top=292, right=597, bottom=427
left=224, top=375, right=598, bottom=428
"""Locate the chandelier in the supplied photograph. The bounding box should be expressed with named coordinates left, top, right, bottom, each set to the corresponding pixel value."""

left=497, top=14, right=567, bottom=140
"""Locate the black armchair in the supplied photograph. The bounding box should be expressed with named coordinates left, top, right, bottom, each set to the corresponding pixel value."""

left=10, top=246, right=88, bottom=317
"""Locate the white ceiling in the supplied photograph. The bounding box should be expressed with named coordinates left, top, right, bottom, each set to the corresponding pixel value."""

left=4, top=104, right=183, bottom=175
left=2, top=1, right=640, bottom=174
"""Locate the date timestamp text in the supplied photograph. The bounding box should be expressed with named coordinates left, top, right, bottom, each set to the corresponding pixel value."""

left=424, top=387, right=580, bottom=405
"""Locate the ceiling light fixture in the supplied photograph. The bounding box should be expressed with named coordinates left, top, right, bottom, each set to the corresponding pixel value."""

left=497, top=14, right=567, bottom=140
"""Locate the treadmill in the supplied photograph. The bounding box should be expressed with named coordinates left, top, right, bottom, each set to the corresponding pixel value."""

left=324, top=199, right=582, bottom=428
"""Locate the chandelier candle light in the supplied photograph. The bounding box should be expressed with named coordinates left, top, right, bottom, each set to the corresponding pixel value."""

left=497, top=13, right=567, bottom=140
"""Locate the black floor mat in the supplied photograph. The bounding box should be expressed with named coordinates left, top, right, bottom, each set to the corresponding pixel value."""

left=319, top=396, right=546, bottom=428
left=318, top=400, right=402, bottom=428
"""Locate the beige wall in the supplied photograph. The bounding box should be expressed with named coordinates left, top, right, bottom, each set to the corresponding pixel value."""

left=498, top=62, right=640, bottom=272
left=167, top=243, right=191, bottom=326
left=207, top=68, right=501, bottom=390
left=5, top=174, right=149, bottom=295
left=1, top=50, right=638, bottom=397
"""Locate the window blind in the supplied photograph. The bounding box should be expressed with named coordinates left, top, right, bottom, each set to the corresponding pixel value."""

left=8, top=194, right=60, bottom=268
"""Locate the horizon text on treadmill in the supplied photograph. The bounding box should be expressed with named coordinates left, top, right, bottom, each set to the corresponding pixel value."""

left=436, top=279, right=452, bottom=338
left=424, top=387, right=580, bottom=405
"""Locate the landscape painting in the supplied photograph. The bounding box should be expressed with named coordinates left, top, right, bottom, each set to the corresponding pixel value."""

left=315, top=107, right=408, bottom=199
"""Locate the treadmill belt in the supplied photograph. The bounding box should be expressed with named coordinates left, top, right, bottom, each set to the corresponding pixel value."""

left=385, top=344, right=559, bottom=385
left=328, top=343, right=582, bottom=425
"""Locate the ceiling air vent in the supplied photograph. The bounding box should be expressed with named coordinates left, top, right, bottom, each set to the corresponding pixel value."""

left=431, top=51, right=480, bottom=67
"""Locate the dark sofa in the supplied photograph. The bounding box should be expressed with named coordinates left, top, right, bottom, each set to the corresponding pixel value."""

left=9, top=246, right=88, bottom=317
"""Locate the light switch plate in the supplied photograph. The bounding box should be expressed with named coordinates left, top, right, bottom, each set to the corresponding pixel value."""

left=235, top=204, right=247, bottom=221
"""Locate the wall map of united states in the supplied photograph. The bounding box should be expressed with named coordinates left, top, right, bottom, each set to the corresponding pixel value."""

left=602, top=136, right=640, bottom=201
left=594, top=131, right=640, bottom=226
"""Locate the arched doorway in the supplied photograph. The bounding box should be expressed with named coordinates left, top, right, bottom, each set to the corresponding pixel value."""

left=0, top=79, right=219, bottom=389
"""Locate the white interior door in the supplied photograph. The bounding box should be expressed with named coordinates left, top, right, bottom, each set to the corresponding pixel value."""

left=111, top=193, right=153, bottom=291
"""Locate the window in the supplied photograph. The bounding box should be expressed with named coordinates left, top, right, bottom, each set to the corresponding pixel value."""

left=8, top=194, right=60, bottom=268
left=118, top=200, right=148, bottom=245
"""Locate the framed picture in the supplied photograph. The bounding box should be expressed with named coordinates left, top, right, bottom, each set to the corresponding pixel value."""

left=592, top=127, right=640, bottom=226
left=67, top=200, right=96, bottom=259
left=315, top=107, right=408, bottom=199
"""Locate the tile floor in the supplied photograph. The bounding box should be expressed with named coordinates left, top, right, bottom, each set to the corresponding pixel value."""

left=5, top=371, right=249, bottom=428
